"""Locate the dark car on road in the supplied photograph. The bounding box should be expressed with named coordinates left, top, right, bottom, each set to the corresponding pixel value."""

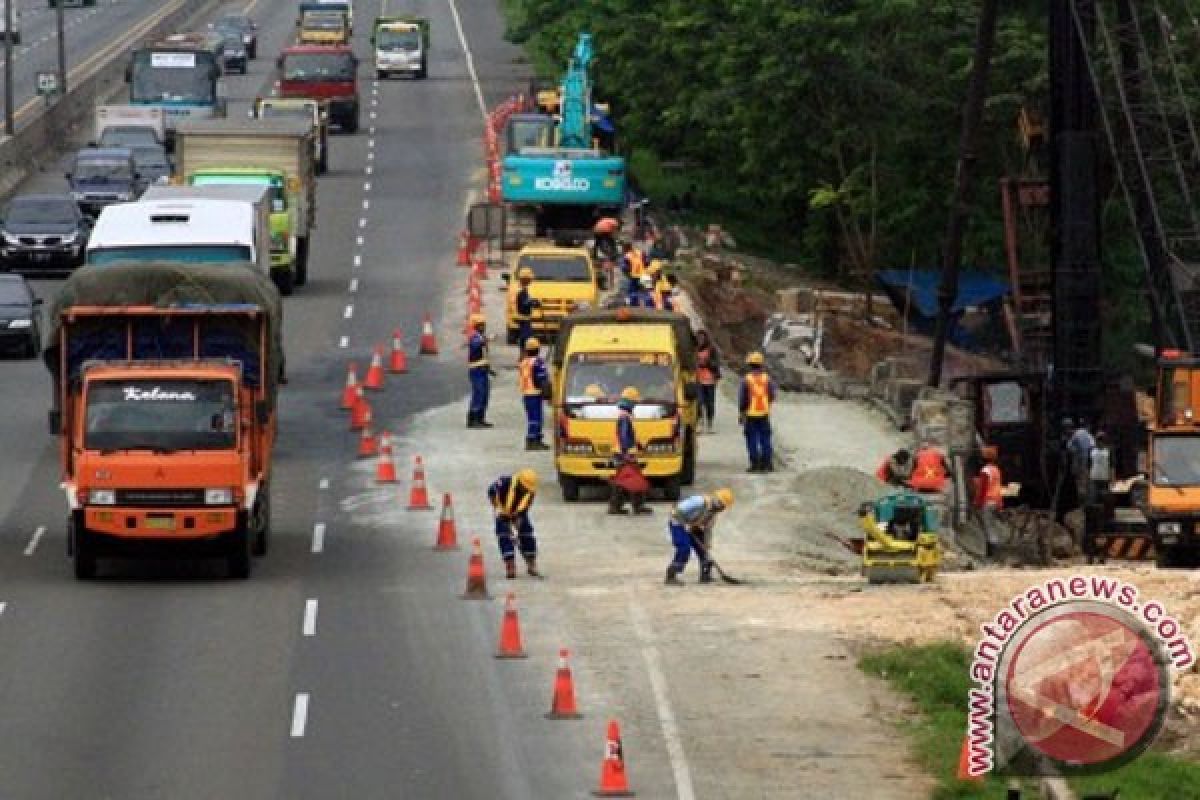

left=214, top=13, right=257, bottom=60
left=0, top=274, right=43, bottom=358
left=66, top=147, right=139, bottom=216
left=215, top=28, right=249, bottom=74
left=0, top=193, right=89, bottom=271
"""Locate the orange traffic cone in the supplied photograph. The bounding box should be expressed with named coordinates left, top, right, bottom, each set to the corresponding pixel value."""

left=350, top=387, right=370, bottom=431
left=407, top=455, right=433, bottom=510
left=545, top=648, right=583, bottom=720
left=456, top=229, right=471, bottom=266
left=494, top=592, right=528, bottom=659
left=434, top=492, right=460, bottom=550
left=472, top=254, right=488, bottom=281
left=388, top=329, right=408, bottom=373
left=340, top=362, right=359, bottom=410
left=375, top=432, right=398, bottom=483
left=955, top=735, right=984, bottom=782
left=418, top=314, right=439, bottom=355
left=462, top=536, right=489, bottom=599
left=593, top=719, right=635, bottom=797
left=357, top=412, right=378, bottom=458
left=364, top=345, right=385, bottom=390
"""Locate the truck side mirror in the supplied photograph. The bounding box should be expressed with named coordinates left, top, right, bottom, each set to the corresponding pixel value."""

left=256, top=400, right=271, bottom=425
left=47, top=410, right=61, bottom=435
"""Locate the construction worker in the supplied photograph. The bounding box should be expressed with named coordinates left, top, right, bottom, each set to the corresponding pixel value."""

left=627, top=274, right=657, bottom=308
left=695, top=329, right=721, bottom=433
left=519, top=337, right=550, bottom=450
left=620, top=242, right=645, bottom=295
left=909, top=442, right=950, bottom=493
left=666, top=488, right=735, bottom=585
left=875, top=448, right=914, bottom=486
left=738, top=352, right=777, bottom=473
left=974, top=445, right=1004, bottom=554
left=609, top=386, right=652, bottom=515
left=514, top=267, right=540, bottom=351
left=487, top=468, right=541, bottom=578
left=466, top=314, right=496, bottom=429
left=593, top=215, right=620, bottom=261
left=1088, top=431, right=1112, bottom=504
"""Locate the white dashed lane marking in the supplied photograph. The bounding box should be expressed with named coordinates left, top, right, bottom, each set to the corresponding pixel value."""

left=303, top=598, right=318, bottom=636
left=23, top=526, right=46, bottom=557
left=311, top=523, right=326, bottom=553
left=353, top=254, right=362, bottom=267
left=319, top=478, right=330, bottom=490
left=338, top=335, right=349, bottom=349
left=349, top=278, right=358, bottom=293
left=290, top=693, right=309, bottom=737
left=0, top=602, right=6, bottom=618
left=343, top=304, right=354, bottom=319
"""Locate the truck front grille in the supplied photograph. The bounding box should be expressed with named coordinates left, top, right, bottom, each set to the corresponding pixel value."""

left=115, top=489, right=205, bottom=507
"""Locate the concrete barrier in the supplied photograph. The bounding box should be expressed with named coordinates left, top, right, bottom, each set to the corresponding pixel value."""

left=0, top=0, right=218, bottom=199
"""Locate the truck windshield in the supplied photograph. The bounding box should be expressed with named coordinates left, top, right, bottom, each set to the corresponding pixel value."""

left=85, top=379, right=236, bottom=451
left=564, top=352, right=675, bottom=406
left=130, top=52, right=217, bottom=104
left=518, top=254, right=591, bottom=282
left=304, top=13, right=344, bottom=29
left=1153, top=436, right=1200, bottom=487
left=190, top=175, right=287, bottom=212
left=282, top=53, right=354, bottom=81
left=378, top=29, right=420, bottom=51
left=88, top=245, right=253, bottom=265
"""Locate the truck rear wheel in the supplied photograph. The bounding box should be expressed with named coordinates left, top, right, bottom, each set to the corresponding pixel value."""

left=251, top=486, right=271, bottom=557
left=71, top=517, right=97, bottom=580
left=682, top=430, right=696, bottom=485
left=228, top=526, right=252, bottom=579
left=662, top=476, right=682, bottom=502
left=273, top=268, right=294, bottom=296
left=560, top=475, right=581, bottom=502
left=295, top=238, right=309, bottom=286
left=343, top=110, right=359, bottom=134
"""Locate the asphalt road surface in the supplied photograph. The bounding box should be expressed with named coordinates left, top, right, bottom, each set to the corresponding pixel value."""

left=0, top=0, right=601, bottom=796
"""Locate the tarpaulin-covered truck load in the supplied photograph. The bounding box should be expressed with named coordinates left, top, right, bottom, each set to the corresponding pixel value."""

left=45, top=262, right=284, bottom=580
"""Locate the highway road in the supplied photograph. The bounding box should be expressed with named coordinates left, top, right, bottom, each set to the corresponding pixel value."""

left=0, top=0, right=600, bottom=796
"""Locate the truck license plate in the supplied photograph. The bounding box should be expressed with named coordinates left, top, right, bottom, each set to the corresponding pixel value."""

left=145, top=516, right=175, bottom=531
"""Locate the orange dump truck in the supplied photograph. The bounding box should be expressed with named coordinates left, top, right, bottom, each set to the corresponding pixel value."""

left=46, top=262, right=283, bottom=579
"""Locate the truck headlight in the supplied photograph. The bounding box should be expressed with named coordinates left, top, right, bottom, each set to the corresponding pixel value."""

left=644, top=439, right=677, bottom=455
left=1, top=232, right=19, bottom=245
left=88, top=489, right=116, bottom=505
left=205, top=488, right=234, bottom=505
left=8, top=319, right=32, bottom=329
left=242, top=33, right=253, bottom=43
left=1158, top=521, right=1183, bottom=535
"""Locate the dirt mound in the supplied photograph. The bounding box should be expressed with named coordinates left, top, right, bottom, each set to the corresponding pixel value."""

left=821, top=314, right=1005, bottom=383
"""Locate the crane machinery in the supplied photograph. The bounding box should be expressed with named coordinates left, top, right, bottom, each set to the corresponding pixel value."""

left=500, top=33, right=626, bottom=246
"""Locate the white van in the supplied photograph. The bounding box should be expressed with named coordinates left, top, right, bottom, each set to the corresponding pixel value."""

left=85, top=197, right=269, bottom=276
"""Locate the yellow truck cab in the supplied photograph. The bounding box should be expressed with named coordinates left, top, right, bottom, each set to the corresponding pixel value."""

left=550, top=309, right=699, bottom=501
left=299, top=10, right=349, bottom=44
left=505, top=242, right=598, bottom=345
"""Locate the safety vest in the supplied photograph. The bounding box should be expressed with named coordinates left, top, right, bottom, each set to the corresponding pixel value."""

left=979, top=463, right=1003, bottom=508
left=697, top=347, right=716, bottom=385
left=910, top=448, right=947, bottom=492
left=467, top=333, right=489, bottom=370
left=744, top=372, right=771, bottom=417
left=518, top=356, right=540, bottom=396
left=500, top=479, right=533, bottom=515
left=628, top=250, right=645, bottom=279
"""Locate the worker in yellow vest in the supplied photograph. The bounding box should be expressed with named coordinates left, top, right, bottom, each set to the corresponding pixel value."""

left=518, top=337, right=550, bottom=450
left=738, top=352, right=778, bottom=473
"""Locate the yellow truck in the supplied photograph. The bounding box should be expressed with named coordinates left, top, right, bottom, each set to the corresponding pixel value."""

left=550, top=309, right=699, bottom=501
left=504, top=242, right=598, bottom=345
left=299, top=10, right=349, bottom=45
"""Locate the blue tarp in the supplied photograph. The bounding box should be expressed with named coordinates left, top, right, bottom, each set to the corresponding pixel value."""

left=876, top=269, right=1009, bottom=318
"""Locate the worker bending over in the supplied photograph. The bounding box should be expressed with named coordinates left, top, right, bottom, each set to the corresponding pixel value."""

left=909, top=442, right=950, bottom=492
left=487, top=468, right=541, bottom=579
left=738, top=352, right=778, bottom=472
left=519, top=337, right=550, bottom=450
left=875, top=448, right=913, bottom=486
left=666, top=488, right=735, bottom=585
left=466, top=314, right=495, bottom=429
left=514, top=267, right=540, bottom=351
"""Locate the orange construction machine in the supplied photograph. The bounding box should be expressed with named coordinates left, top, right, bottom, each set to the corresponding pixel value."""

left=46, top=263, right=283, bottom=579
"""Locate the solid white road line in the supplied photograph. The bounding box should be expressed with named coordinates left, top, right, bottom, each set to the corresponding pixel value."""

left=338, top=336, right=349, bottom=349
left=302, top=598, right=318, bottom=636
left=319, top=478, right=330, bottom=490
left=628, top=600, right=697, bottom=800
left=349, top=278, right=359, bottom=293
left=446, top=0, right=489, bottom=121
left=23, top=526, right=46, bottom=557
left=343, top=304, right=354, bottom=319
left=290, top=693, right=309, bottom=737
left=311, top=523, right=326, bottom=553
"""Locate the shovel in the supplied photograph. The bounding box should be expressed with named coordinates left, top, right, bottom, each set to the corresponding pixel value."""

left=687, top=529, right=745, bottom=585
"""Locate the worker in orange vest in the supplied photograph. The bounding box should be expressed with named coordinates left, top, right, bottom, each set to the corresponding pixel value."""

left=518, top=337, right=550, bottom=450
left=974, top=445, right=1004, bottom=554
left=695, top=330, right=721, bottom=433
left=738, top=352, right=777, bottom=473
left=909, top=442, right=950, bottom=492
left=875, top=448, right=913, bottom=486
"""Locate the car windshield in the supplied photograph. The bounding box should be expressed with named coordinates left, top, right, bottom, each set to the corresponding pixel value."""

left=282, top=53, right=354, bottom=81
left=130, top=52, right=217, bottom=104
left=88, top=245, right=253, bottom=265
left=216, top=16, right=250, bottom=32
left=518, top=254, right=591, bottom=282
left=4, top=197, right=75, bottom=225
left=99, top=129, right=158, bottom=148
left=219, top=32, right=245, bottom=48
left=85, top=379, right=236, bottom=451
left=1153, top=436, right=1200, bottom=486
left=563, top=352, right=675, bottom=406
left=0, top=281, right=31, bottom=306
left=74, top=160, right=132, bottom=182
left=378, top=29, right=420, bottom=51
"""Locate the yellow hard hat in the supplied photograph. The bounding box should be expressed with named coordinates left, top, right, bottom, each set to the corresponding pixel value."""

left=470, top=313, right=486, bottom=328
left=515, top=468, right=538, bottom=491
left=517, top=266, right=534, bottom=280
left=620, top=386, right=641, bottom=402
left=746, top=351, right=765, bottom=366
left=524, top=337, right=541, bottom=351
left=648, top=259, right=664, bottom=274
left=713, top=488, right=735, bottom=509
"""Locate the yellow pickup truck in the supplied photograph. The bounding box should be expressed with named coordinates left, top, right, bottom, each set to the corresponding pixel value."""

left=550, top=309, right=699, bottom=501
left=505, top=242, right=598, bottom=345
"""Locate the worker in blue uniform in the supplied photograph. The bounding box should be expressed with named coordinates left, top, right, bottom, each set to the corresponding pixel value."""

left=666, top=489, right=734, bottom=585
left=487, top=468, right=540, bottom=579
left=519, top=336, right=550, bottom=450
left=514, top=267, right=540, bottom=351
left=466, top=313, right=496, bottom=428
left=738, top=351, right=778, bottom=472
left=626, top=274, right=657, bottom=308
left=608, top=387, right=652, bottom=515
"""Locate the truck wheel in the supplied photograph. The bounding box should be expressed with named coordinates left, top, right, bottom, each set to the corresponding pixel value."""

left=663, top=477, right=682, bottom=502
left=344, top=112, right=359, bottom=134
left=1156, top=546, right=1178, bottom=569
left=72, top=518, right=97, bottom=580
left=251, top=486, right=271, bottom=557
left=273, top=268, right=294, bottom=296
left=560, top=475, right=580, bottom=502
left=681, top=431, right=696, bottom=485
left=318, top=147, right=329, bottom=175
left=418, top=63, right=427, bottom=79
left=295, top=238, right=309, bottom=286
left=228, top=526, right=252, bottom=579
left=376, top=69, right=386, bottom=81
left=248, top=42, right=257, bottom=60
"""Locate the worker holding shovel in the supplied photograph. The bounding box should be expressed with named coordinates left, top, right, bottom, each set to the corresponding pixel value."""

left=665, top=488, right=735, bottom=585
